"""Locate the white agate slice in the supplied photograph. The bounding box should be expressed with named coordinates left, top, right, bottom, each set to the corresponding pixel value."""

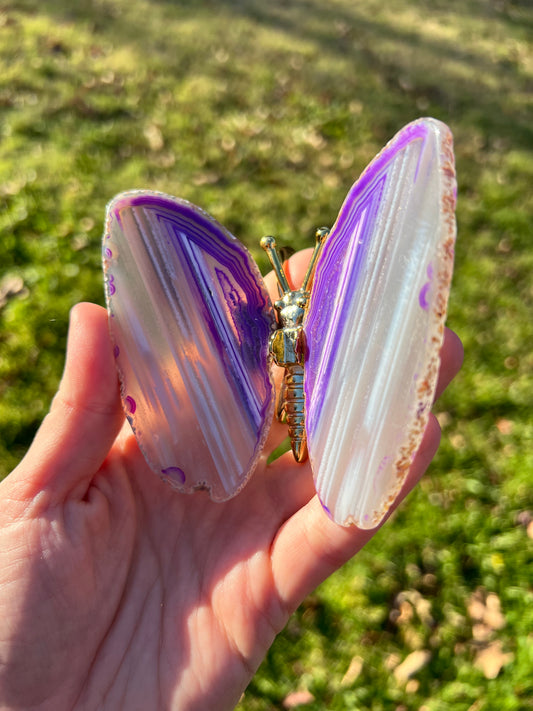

left=304, top=118, right=456, bottom=528
left=103, top=193, right=275, bottom=501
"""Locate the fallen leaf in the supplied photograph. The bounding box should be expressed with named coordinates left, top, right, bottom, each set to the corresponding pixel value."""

left=474, top=640, right=513, bottom=679
left=144, top=124, right=164, bottom=151
left=467, top=589, right=486, bottom=623
left=385, top=653, right=401, bottom=671
left=484, top=593, right=505, bottom=630
left=0, top=274, right=25, bottom=308
left=436, top=411, right=452, bottom=427
left=192, top=171, right=220, bottom=186
left=450, top=433, right=466, bottom=450
left=467, top=589, right=505, bottom=631
left=390, top=600, right=414, bottom=625
left=472, top=623, right=492, bottom=642
left=393, top=650, right=431, bottom=683
left=282, top=690, right=315, bottom=708
left=391, top=590, right=434, bottom=627
left=496, top=418, right=513, bottom=435
left=341, top=655, right=363, bottom=686
left=405, top=679, right=420, bottom=694
left=413, top=596, right=434, bottom=627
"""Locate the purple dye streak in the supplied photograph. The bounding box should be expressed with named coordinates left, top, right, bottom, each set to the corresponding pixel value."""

left=319, top=498, right=333, bottom=519
left=305, top=119, right=434, bottom=434
left=103, top=191, right=275, bottom=499
left=418, top=282, right=431, bottom=310
left=161, top=466, right=186, bottom=485
left=304, top=173, right=387, bottom=432
left=127, top=195, right=274, bottom=428
left=330, top=121, right=430, bottom=228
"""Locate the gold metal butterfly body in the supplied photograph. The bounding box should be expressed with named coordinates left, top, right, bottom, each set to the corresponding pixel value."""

left=260, top=227, right=329, bottom=462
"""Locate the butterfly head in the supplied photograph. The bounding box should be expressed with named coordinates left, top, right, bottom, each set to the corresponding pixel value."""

left=274, top=290, right=309, bottom=329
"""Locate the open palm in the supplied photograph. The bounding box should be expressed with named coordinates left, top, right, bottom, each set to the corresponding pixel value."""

left=0, top=252, right=462, bottom=711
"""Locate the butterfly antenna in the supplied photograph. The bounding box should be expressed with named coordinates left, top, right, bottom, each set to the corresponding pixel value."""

left=301, top=227, right=329, bottom=291
left=260, top=236, right=291, bottom=294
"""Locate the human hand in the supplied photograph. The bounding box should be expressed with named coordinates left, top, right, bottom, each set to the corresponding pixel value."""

left=0, top=249, right=463, bottom=711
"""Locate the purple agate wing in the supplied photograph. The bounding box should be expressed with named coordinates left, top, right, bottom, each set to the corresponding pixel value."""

left=305, top=118, right=456, bottom=529
left=103, top=191, right=275, bottom=501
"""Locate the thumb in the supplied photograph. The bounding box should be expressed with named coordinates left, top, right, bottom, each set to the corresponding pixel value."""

left=12, top=303, right=125, bottom=501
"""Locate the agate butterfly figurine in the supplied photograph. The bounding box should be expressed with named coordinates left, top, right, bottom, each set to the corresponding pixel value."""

left=103, top=117, right=456, bottom=529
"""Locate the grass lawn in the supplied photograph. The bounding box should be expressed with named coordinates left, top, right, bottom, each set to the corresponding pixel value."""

left=1, top=0, right=532, bottom=708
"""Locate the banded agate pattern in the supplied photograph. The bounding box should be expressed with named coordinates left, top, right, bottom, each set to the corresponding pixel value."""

left=102, top=118, right=456, bottom=529
left=304, top=118, right=456, bottom=528
left=103, top=193, right=275, bottom=501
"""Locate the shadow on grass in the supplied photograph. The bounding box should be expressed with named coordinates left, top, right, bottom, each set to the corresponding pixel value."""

left=19, top=0, right=533, bottom=154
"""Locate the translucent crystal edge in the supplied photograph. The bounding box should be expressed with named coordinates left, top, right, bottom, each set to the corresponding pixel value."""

left=343, top=122, right=456, bottom=528
left=103, top=190, right=276, bottom=502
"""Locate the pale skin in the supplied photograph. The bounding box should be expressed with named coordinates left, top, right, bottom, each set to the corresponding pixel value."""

left=0, top=250, right=463, bottom=711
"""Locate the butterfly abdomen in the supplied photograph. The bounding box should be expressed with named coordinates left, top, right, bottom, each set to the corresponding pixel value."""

left=261, top=231, right=328, bottom=465
left=269, top=323, right=308, bottom=462
left=282, top=363, right=307, bottom=462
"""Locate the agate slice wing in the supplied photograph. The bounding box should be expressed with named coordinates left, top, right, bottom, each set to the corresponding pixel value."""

left=103, top=192, right=275, bottom=501
left=305, top=118, right=456, bottom=529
